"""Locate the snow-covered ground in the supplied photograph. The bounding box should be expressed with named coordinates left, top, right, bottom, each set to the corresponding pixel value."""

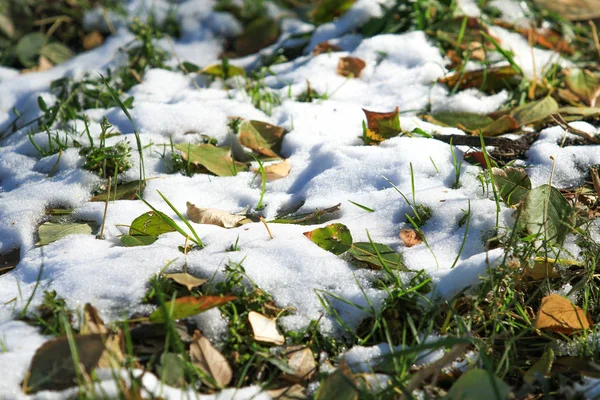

left=1, top=0, right=599, bottom=398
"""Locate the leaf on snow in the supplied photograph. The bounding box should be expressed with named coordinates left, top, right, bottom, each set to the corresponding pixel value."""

left=362, top=107, right=402, bottom=141
left=400, top=228, right=422, bottom=248
left=37, top=221, right=95, bottom=246
left=165, top=272, right=208, bottom=291
left=303, top=223, right=353, bottom=255
left=260, top=159, right=292, bottom=181
left=248, top=311, right=285, bottom=345
left=337, top=56, right=365, bottom=78
left=90, top=180, right=145, bottom=202
left=190, top=330, right=233, bottom=388
left=186, top=202, right=251, bottom=228
left=271, top=203, right=342, bottom=225
left=347, top=242, right=406, bottom=270
left=148, top=295, right=236, bottom=323
left=492, top=166, right=531, bottom=206
left=129, top=211, right=175, bottom=237
left=535, top=294, right=592, bottom=334
left=239, top=120, right=287, bottom=158
left=174, top=143, right=248, bottom=176
left=201, top=63, right=245, bottom=79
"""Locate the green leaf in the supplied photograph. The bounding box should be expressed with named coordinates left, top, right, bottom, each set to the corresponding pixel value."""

left=235, top=17, right=280, bottom=56
left=447, top=369, right=510, bottom=400
left=90, top=180, right=145, bottom=202
left=510, top=96, right=558, bottom=126
left=0, top=14, right=15, bottom=39
left=181, top=61, right=200, bottom=73
left=565, top=69, right=600, bottom=107
left=431, top=111, right=493, bottom=131
left=479, top=115, right=519, bottom=136
left=303, top=223, right=353, bottom=255
left=129, top=211, right=176, bottom=237
left=40, top=42, right=74, bottom=65
left=201, top=63, right=245, bottom=79
left=519, top=184, right=573, bottom=245
left=492, top=167, right=531, bottom=206
left=311, top=0, right=356, bottom=25
left=347, top=242, right=407, bottom=270
left=38, top=222, right=94, bottom=246
left=270, top=204, right=341, bottom=225
left=173, top=143, right=247, bottom=176
left=362, top=107, right=402, bottom=142
left=148, top=295, right=236, bottom=323
left=16, top=32, right=45, bottom=68
left=239, top=120, right=287, bottom=158
left=120, top=234, right=157, bottom=247
left=158, top=353, right=187, bottom=387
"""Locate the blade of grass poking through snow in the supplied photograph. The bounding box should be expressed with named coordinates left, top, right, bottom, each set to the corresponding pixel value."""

left=19, top=250, right=45, bottom=318
left=480, top=133, right=500, bottom=228
left=365, top=230, right=401, bottom=288
left=156, top=190, right=204, bottom=247
left=480, top=31, right=524, bottom=77
left=451, top=200, right=470, bottom=269
left=248, top=153, right=266, bottom=210
left=348, top=200, right=374, bottom=212
left=406, top=214, right=439, bottom=269
left=450, top=138, right=461, bottom=188
left=100, top=74, right=145, bottom=192
left=382, top=176, right=419, bottom=219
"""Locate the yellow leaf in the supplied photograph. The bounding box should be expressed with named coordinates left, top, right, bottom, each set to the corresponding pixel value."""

left=248, top=311, right=285, bottom=345
left=260, top=159, right=292, bottom=181
left=535, top=294, right=592, bottom=334
left=282, top=346, right=317, bottom=383
left=400, top=228, right=422, bottom=248
left=189, top=331, right=232, bottom=388
left=165, top=273, right=207, bottom=291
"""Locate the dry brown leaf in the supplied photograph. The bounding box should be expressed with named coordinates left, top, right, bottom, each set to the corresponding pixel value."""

left=337, top=56, right=366, bottom=78
left=260, top=159, right=292, bottom=181
left=80, top=304, right=124, bottom=369
left=186, top=202, right=251, bottom=228
left=400, top=228, right=422, bottom=247
left=83, top=30, right=104, bottom=50
left=522, top=260, right=560, bottom=281
left=535, top=294, right=592, bottom=334
left=533, top=0, right=600, bottom=21
left=189, top=331, right=232, bottom=388
left=165, top=273, right=208, bottom=291
left=312, top=42, right=342, bottom=56
left=268, top=384, right=307, bottom=399
left=22, top=56, right=53, bottom=74
left=248, top=311, right=285, bottom=345
left=282, top=345, right=317, bottom=383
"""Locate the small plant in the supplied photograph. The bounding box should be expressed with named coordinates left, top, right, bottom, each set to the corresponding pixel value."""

left=243, top=67, right=281, bottom=116
left=79, top=118, right=132, bottom=179
left=296, top=80, right=328, bottom=103
left=22, top=290, right=74, bottom=337
left=226, top=235, right=241, bottom=252
left=28, top=127, right=69, bottom=157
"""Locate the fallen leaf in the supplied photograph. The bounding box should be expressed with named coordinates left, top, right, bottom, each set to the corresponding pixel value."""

left=235, top=17, right=280, bottom=56
left=268, top=384, right=307, bottom=399
left=129, top=211, right=175, bottom=237
left=303, top=223, right=353, bottom=255
left=149, top=295, right=236, bottom=323
left=201, top=63, right=245, bottom=79
left=90, top=180, right=145, bottom=202
left=492, top=167, right=531, bottom=206
left=190, top=331, right=232, bottom=388
left=565, top=69, right=600, bottom=107
left=430, top=111, right=493, bottom=131
left=83, top=30, right=104, bottom=50
left=337, top=56, right=365, bottom=78
left=439, top=65, right=520, bottom=93
left=312, top=42, right=342, bottom=55
left=22, top=334, right=105, bottom=394
left=479, top=114, right=520, bottom=136
left=239, top=120, right=287, bottom=158
left=174, top=143, right=248, bottom=176
left=510, top=96, right=559, bottom=126
left=347, top=242, right=406, bottom=270
left=535, top=294, right=592, bottom=333
left=282, top=346, right=317, bottom=383
left=248, top=311, right=285, bottom=345
left=400, top=228, right=422, bottom=247
left=80, top=304, right=124, bottom=369
left=120, top=234, right=157, bottom=247
left=532, top=0, right=600, bottom=21
left=362, top=107, right=402, bottom=141
left=522, top=260, right=560, bottom=280
left=37, top=221, right=95, bottom=246
left=0, top=248, right=19, bottom=276
left=524, top=347, right=554, bottom=384
left=311, top=0, right=356, bottom=24
left=165, top=273, right=208, bottom=291
left=316, top=360, right=358, bottom=400
left=270, top=204, right=342, bottom=225
left=261, top=159, right=292, bottom=181
left=158, top=352, right=186, bottom=387
left=447, top=368, right=511, bottom=400
left=186, top=202, right=251, bottom=228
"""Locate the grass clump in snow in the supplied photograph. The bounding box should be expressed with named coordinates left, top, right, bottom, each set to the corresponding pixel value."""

left=21, top=290, right=74, bottom=337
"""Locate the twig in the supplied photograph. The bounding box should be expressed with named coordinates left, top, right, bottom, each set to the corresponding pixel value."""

left=259, top=216, right=273, bottom=239
left=590, top=21, right=600, bottom=59
left=97, top=177, right=112, bottom=240
left=551, top=113, right=600, bottom=144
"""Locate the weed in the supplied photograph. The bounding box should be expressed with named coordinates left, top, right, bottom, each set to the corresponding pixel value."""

left=28, top=127, right=69, bottom=157
left=79, top=118, right=132, bottom=179
left=23, top=290, right=74, bottom=337
left=243, top=67, right=281, bottom=116
left=226, top=235, right=241, bottom=252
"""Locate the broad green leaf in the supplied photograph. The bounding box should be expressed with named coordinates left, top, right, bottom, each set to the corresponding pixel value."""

left=23, top=334, right=105, bottom=394
left=16, top=32, right=45, bottom=68
left=174, top=143, right=247, bottom=176
left=524, top=347, right=554, bottom=384
left=431, top=111, right=493, bottom=131
left=303, top=223, right=352, bottom=255
left=129, top=211, right=176, bottom=237
left=239, top=120, right=287, bottom=158
left=120, top=234, right=157, bottom=247
left=201, top=63, right=245, bottom=78
left=148, top=295, right=237, bottom=323
left=311, top=0, right=356, bottom=25
left=492, top=167, right=531, bottom=206
left=362, top=107, right=401, bottom=143
left=447, top=369, right=510, bottom=400
left=519, top=184, right=573, bottom=245
left=347, top=242, right=407, bottom=270
left=40, top=42, right=74, bottom=65
left=158, top=353, right=186, bottom=387
left=439, top=65, right=521, bottom=93
left=38, top=222, right=94, bottom=246
left=565, top=69, right=600, bottom=107
left=235, top=17, right=280, bottom=56
left=480, top=115, right=519, bottom=136
left=270, top=204, right=341, bottom=225
left=510, top=96, right=558, bottom=126
left=90, top=180, right=145, bottom=202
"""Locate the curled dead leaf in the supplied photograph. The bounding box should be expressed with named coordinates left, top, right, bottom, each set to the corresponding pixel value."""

left=313, top=42, right=342, bottom=56
left=535, top=294, right=592, bottom=334
left=337, top=56, right=365, bottom=78
left=83, top=30, right=104, bottom=50
left=259, top=159, right=292, bottom=181
left=165, top=272, right=208, bottom=291
left=186, top=202, right=251, bottom=228
left=400, top=228, right=422, bottom=247
left=190, top=331, right=232, bottom=388
left=248, top=311, right=285, bottom=345
left=80, top=304, right=124, bottom=369
left=282, top=346, right=317, bottom=383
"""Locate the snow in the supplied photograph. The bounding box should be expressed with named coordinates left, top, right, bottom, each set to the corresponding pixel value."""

left=0, top=0, right=596, bottom=398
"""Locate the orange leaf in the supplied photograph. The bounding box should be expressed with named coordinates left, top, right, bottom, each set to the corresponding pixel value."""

left=337, top=57, right=365, bottom=78
left=148, top=295, right=236, bottom=323
left=535, top=294, right=592, bottom=334
left=400, top=228, right=422, bottom=248
left=313, top=41, right=342, bottom=56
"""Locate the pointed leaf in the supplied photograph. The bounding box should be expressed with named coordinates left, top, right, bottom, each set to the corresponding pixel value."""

left=492, top=167, right=531, bottom=206
left=174, top=143, right=247, bottom=176
left=248, top=311, right=285, bottom=345
left=565, top=68, right=600, bottom=107
left=510, top=96, right=558, bottom=126
left=303, top=223, right=352, bottom=255
left=271, top=204, right=342, bottom=225
left=431, top=111, right=493, bottom=131
left=362, top=107, right=401, bottom=140
left=165, top=273, right=208, bottom=291
left=129, top=211, right=175, bottom=237
left=90, top=180, right=145, bottom=202
left=447, top=368, right=510, bottom=400
left=149, top=295, right=236, bottom=323
left=535, top=294, right=591, bottom=334
left=190, top=331, right=233, bottom=388
left=519, top=184, right=573, bottom=244
left=120, top=234, right=157, bottom=247
left=480, top=115, right=519, bottom=136
left=347, top=242, right=406, bottom=270
left=38, top=222, right=94, bottom=246
left=239, top=120, right=287, bottom=158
